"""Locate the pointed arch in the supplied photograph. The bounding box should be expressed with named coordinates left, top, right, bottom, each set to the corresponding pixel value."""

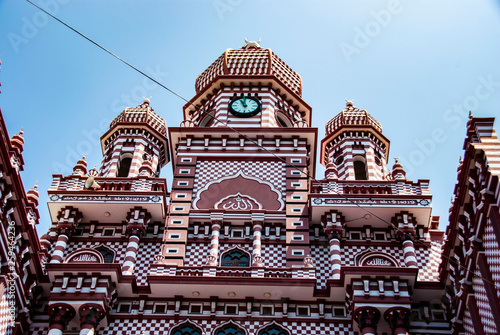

left=220, top=246, right=251, bottom=267
left=94, top=244, right=116, bottom=263
left=256, top=322, right=290, bottom=335
left=213, top=320, right=248, bottom=335
left=169, top=319, right=203, bottom=335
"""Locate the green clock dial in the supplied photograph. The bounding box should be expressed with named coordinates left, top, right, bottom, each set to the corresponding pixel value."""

left=229, top=95, right=261, bottom=117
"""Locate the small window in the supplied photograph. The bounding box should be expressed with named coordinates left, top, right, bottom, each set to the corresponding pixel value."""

left=153, top=303, right=167, bottom=314
left=189, top=304, right=203, bottom=314
left=260, top=305, right=274, bottom=316
left=117, top=154, right=133, bottom=177
left=73, top=228, right=83, bottom=236
left=221, top=249, right=250, bottom=267
left=179, top=169, right=190, bottom=174
left=95, top=246, right=114, bottom=263
left=292, top=235, right=304, bottom=241
left=224, top=304, right=238, bottom=315
left=374, top=232, right=386, bottom=241
left=296, top=306, right=310, bottom=316
left=171, top=220, right=183, bottom=225
left=291, top=195, right=302, bottom=200
left=231, top=229, right=244, bottom=238
left=177, top=181, right=189, bottom=186
left=292, top=208, right=302, bottom=213
left=176, top=193, right=187, bottom=199
left=291, top=159, right=301, bottom=163
left=118, top=303, right=131, bottom=313
left=291, top=170, right=301, bottom=175
left=199, top=112, right=215, bottom=127
left=350, top=232, right=362, bottom=240
left=291, top=182, right=302, bottom=187
left=174, top=206, right=184, bottom=211
left=101, top=228, right=115, bottom=237
left=292, top=250, right=304, bottom=256
left=333, top=307, right=346, bottom=317
left=167, top=248, right=178, bottom=254
left=335, top=156, right=344, bottom=165
left=169, top=234, right=181, bottom=239
left=276, top=112, right=293, bottom=128
left=181, top=158, right=192, bottom=162
left=292, top=221, right=303, bottom=227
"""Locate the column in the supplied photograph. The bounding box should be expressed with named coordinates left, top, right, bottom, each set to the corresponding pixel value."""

left=385, top=308, right=411, bottom=335
left=252, top=221, right=263, bottom=266
left=79, top=304, right=105, bottom=335
left=401, top=234, right=418, bottom=268
left=48, top=304, right=75, bottom=335
left=207, top=220, right=221, bottom=266
left=122, top=207, right=151, bottom=275
left=50, top=207, right=82, bottom=263
left=354, top=307, right=381, bottom=335
left=329, top=231, right=342, bottom=279
left=392, top=212, right=417, bottom=268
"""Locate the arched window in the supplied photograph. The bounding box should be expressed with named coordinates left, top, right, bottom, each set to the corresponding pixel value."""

left=275, top=111, right=292, bottom=128
left=95, top=246, right=114, bottom=263
left=215, top=324, right=246, bottom=335
left=353, top=156, right=367, bottom=180
left=171, top=323, right=202, bottom=335
left=199, top=111, right=215, bottom=127
left=258, top=324, right=288, bottom=335
left=117, top=153, right=133, bottom=177
left=221, top=249, right=250, bottom=267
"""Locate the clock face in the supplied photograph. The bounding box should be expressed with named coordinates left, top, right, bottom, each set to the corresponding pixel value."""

left=229, top=96, right=261, bottom=117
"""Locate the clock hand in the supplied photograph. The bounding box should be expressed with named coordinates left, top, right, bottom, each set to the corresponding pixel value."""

left=242, top=96, right=247, bottom=107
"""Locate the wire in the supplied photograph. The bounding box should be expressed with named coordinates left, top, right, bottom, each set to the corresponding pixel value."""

left=25, top=0, right=499, bottom=290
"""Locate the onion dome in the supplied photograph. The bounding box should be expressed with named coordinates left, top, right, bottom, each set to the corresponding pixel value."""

left=10, top=128, right=25, bottom=153
left=27, top=182, right=39, bottom=207
left=73, top=155, right=88, bottom=176
left=391, top=158, right=406, bottom=180
left=195, top=39, right=303, bottom=96
left=325, top=100, right=383, bottom=137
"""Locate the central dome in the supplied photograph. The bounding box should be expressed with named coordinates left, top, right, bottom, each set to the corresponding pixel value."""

left=195, top=42, right=303, bottom=96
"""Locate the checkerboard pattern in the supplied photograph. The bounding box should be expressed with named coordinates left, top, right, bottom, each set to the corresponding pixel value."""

left=463, top=308, right=475, bottom=335
left=28, top=325, right=49, bottom=335
left=185, top=243, right=210, bottom=266
left=341, top=245, right=405, bottom=266
left=0, top=288, right=12, bottom=335
left=473, top=263, right=498, bottom=334
left=98, top=318, right=354, bottom=335
left=64, top=241, right=128, bottom=263
left=135, top=242, right=161, bottom=285
left=261, top=244, right=286, bottom=267
left=483, top=218, right=500, bottom=294
left=193, top=160, right=285, bottom=198
left=416, top=241, right=442, bottom=281
left=310, top=244, right=331, bottom=289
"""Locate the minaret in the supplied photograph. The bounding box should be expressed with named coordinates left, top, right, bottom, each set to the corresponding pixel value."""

left=321, top=100, right=390, bottom=181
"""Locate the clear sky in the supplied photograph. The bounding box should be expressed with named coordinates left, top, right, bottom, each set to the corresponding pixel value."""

left=1, top=0, right=499, bottom=235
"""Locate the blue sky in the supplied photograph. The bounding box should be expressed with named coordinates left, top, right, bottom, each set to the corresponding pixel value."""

left=1, top=0, right=499, bottom=235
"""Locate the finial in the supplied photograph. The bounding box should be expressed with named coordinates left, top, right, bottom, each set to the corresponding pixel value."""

left=34, top=181, right=38, bottom=189
left=394, top=157, right=399, bottom=164
left=469, top=111, right=473, bottom=119
left=345, top=99, right=354, bottom=107
left=459, top=156, right=463, bottom=164
left=244, top=37, right=261, bottom=48
left=143, top=97, right=151, bottom=105
left=19, top=127, right=24, bottom=136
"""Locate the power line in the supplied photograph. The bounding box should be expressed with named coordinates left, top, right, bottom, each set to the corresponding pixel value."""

left=25, top=0, right=499, bottom=290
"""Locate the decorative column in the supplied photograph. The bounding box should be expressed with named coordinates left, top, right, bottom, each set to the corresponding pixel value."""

left=252, top=220, right=263, bottom=266
left=207, top=220, right=222, bottom=266
left=385, top=308, right=411, bottom=335
left=50, top=207, right=82, bottom=263
left=122, top=207, right=151, bottom=275
left=79, top=304, right=106, bottom=335
left=321, top=210, right=344, bottom=279
left=354, top=307, right=381, bottom=335
left=392, top=212, right=418, bottom=268
left=48, top=304, right=75, bottom=335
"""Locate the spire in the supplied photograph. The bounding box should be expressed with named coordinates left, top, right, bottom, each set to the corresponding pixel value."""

left=27, top=181, right=40, bottom=207
left=11, top=127, right=25, bottom=153
left=73, top=155, right=88, bottom=176
left=391, top=158, right=406, bottom=180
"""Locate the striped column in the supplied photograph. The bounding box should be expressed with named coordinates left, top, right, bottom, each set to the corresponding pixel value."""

left=252, top=222, right=263, bottom=266
left=207, top=220, right=221, bottom=266
left=48, top=304, right=75, bottom=335
left=50, top=207, right=82, bottom=263
left=79, top=305, right=105, bottom=335
left=329, top=231, right=341, bottom=279
left=122, top=207, right=150, bottom=275
left=128, top=143, right=145, bottom=177
left=402, top=234, right=418, bottom=268
left=354, top=308, right=380, bottom=335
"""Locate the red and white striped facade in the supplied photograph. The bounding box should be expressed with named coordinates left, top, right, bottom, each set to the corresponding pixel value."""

left=2, top=42, right=498, bottom=335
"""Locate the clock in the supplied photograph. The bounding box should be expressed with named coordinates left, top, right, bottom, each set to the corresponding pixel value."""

left=229, top=95, right=261, bottom=117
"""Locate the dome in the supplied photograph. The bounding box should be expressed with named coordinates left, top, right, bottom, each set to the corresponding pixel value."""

left=325, top=100, right=383, bottom=136
left=195, top=40, right=303, bottom=96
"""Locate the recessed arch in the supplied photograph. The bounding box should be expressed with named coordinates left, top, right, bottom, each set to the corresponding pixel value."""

left=94, top=244, right=115, bottom=263
left=353, top=155, right=367, bottom=180
left=213, top=320, right=248, bottom=335
left=220, top=247, right=251, bottom=267
left=169, top=320, right=203, bottom=335
left=117, top=152, right=133, bottom=177
left=256, top=322, right=290, bottom=335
